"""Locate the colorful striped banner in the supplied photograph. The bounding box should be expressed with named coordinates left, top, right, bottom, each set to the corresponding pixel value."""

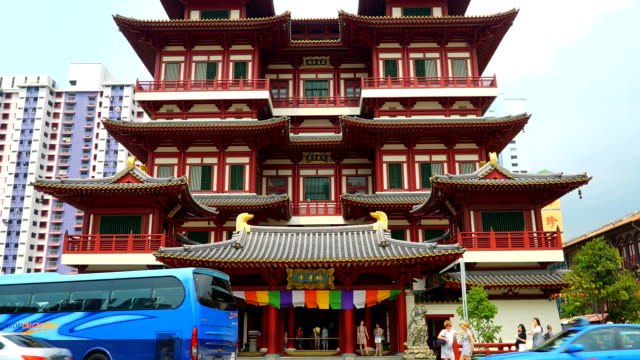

left=234, top=289, right=399, bottom=309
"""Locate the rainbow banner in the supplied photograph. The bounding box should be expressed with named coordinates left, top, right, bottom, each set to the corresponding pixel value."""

left=233, top=289, right=401, bottom=309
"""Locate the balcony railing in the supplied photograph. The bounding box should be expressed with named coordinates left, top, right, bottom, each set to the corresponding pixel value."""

left=361, top=76, right=497, bottom=89
left=64, top=233, right=181, bottom=253
left=451, top=231, right=562, bottom=250
left=271, top=96, right=360, bottom=108
left=292, top=202, right=342, bottom=216
left=136, top=79, right=270, bottom=92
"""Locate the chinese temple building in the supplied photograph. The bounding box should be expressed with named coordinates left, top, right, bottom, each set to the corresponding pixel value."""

left=33, top=0, right=591, bottom=355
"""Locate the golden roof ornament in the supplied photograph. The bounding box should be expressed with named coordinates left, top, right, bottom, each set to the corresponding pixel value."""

left=489, top=152, right=498, bottom=166
left=126, top=155, right=137, bottom=169
left=370, top=211, right=388, bottom=230
left=236, top=213, right=254, bottom=232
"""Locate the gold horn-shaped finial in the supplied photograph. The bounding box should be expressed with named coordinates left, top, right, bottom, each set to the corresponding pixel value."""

left=126, top=155, right=137, bottom=169
left=489, top=152, right=498, bottom=166
left=370, top=211, right=388, bottom=231
left=236, top=213, right=254, bottom=232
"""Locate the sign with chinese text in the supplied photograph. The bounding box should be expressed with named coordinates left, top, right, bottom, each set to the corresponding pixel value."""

left=287, top=268, right=335, bottom=289
left=303, top=56, right=330, bottom=68
left=302, top=152, right=333, bottom=164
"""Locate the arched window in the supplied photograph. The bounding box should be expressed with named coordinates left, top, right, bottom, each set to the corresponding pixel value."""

left=627, top=237, right=636, bottom=266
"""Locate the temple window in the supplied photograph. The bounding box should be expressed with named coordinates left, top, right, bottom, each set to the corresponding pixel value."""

left=403, top=7, right=432, bottom=17
left=270, top=81, right=289, bottom=99
left=201, top=10, right=230, bottom=20
left=304, top=177, right=330, bottom=201
left=99, top=215, right=143, bottom=234
left=414, top=59, right=437, bottom=78
left=266, top=177, right=287, bottom=195
left=419, top=162, right=443, bottom=189
left=481, top=211, right=525, bottom=232
left=229, top=165, right=245, bottom=191
left=233, top=62, right=248, bottom=79
left=304, top=80, right=329, bottom=97
left=346, top=176, right=367, bottom=194
left=424, top=228, right=447, bottom=242
left=164, top=63, right=181, bottom=81
left=459, top=162, right=476, bottom=174
left=194, top=62, right=217, bottom=80
left=387, top=163, right=403, bottom=189
left=190, top=165, right=213, bottom=191
left=383, top=60, right=398, bottom=77
left=186, top=231, right=210, bottom=244
left=344, top=80, right=361, bottom=97
left=157, top=165, right=173, bottom=178
left=390, top=229, right=405, bottom=240
left=451, top=59, right=469, bottom=77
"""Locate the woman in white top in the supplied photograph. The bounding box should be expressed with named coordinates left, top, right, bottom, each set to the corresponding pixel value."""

left=437, top=320, right=455, bottom=360
left=528, top=317, right=543, bottom=348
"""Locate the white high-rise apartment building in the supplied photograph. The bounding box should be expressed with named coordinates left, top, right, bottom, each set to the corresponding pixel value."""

left=487, top=93, right=529, bottom=173
left=0, top=64, right=147, bottom=274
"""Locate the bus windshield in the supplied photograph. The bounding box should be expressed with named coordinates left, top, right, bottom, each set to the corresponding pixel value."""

left=194, top=272, right=237, bottom=311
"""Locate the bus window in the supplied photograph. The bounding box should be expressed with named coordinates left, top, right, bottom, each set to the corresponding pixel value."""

left=69, top=281, right=109, bottom=311
left=150, top=277, right=185, bottom=309
left=0, top=285, right=31, bottom=313
left=30, top=282, right=70, bottom=313
left=194, top=273, right=237, bottom=311
left=108, top=278, right=152, bottom=310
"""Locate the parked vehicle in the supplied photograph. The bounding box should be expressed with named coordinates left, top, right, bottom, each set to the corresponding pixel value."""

left=484, top=323, right=640, bottom=360
left=0, top=331, right=73, bottom=360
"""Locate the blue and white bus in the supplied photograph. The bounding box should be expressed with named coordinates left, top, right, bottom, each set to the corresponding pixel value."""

left=0, top=267, right=238, bottom=360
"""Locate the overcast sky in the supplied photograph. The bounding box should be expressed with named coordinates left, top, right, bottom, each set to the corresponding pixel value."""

left=1, top=0, right=638, bottom=239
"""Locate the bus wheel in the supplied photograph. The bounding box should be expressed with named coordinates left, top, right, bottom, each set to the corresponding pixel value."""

left=86, top=352, right=109, bottom=360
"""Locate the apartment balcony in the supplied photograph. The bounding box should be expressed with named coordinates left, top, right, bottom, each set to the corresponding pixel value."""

left=360, top=76, right=498, bottom=99
left=291, top=202, right=342, bottom=216
left=442, top=230, right=564, bottom=264
left=135, top=79, right=271, bottom=102
left=64, top=233, right=180, bottom=254
left=271, top=96, right=361, bottom=116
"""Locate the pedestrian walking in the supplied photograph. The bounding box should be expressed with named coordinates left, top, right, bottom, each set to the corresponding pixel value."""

left=437, top=320, right=455, bottom=360
left=357, top=320, right=370, bottom=356
left=313, top=325, right=321, bottom=350
left=455, top=322, right=474, bottom=360
left=515, top=324, right=527, bottom=352
left=296, top=327, right=304, bottom=350
left=528, top=318, right=543, bottom=348
left=321, top=326, right=329, bottom=351
left=543, top=325, right=553, bottom=341
left=374, top=323, right=384, bottom=356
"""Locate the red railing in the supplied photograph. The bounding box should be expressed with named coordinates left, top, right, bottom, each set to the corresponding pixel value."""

left=291, top=202, right=342, bottom=216
left=136, top=79, right=270, bottom=92
left=453, top=342, right=516, bottom=357
left=64, top=234, right=181, bottom=253
left=361, top=76, right=497, bottom=89
left=455, top=231, right=562, bottom=250
left=271, top=96, right=360, bottom=108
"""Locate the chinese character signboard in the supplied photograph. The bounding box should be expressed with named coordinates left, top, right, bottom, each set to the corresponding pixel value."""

left=302, top=152, right=333, bottom=164
left=303, top=56, right=330, bottom=69
left=287, top=268, right=335, bottom=289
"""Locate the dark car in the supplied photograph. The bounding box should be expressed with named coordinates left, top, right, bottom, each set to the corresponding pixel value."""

left=484, top=324, right=640, bottom=360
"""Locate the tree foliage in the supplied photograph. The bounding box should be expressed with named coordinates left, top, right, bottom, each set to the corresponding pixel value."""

left=562, top=236, right=640, bottom=323
left=456, top=285, right=502, bottom=343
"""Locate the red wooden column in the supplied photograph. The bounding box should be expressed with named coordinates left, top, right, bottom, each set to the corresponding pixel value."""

left=287, top=307, right=295, bottom=349
left=217, top=145, right=227, bottom=192
left=406, top=145, right=416, bottom=190
left=267, top=305, right=279, bottom=354
left=375, top=144, right=384, bottom=192
left=249, top=146, right=259, bottom=193
left=365, top=306, right=372, bottom=349
left=260, top=307, right=268, bottom=349
left=396, top=290, right=407, bottom=353
left=177, top=143, right=188, bottom=177
left=342, top=308, right=356, bottom=354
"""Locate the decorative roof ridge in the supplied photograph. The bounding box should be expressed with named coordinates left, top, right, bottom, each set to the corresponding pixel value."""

left=381, top=232, right=462, bottom=252
left=247, top=223, right=377, bottom=233
left=192, top=193, right=288, bottom=200
left=432, top=160, right=590, bottom=183
left=341, top=113, right=530, bottom=125
left=446, top=269, right=570, bottom=277
left=102, top=116, right=289, bottom=128
left=113, top=11, right=291, bottom=24
left=31, top=165, right=186, bottom=186
left=338, top=8, right=518, bottom=21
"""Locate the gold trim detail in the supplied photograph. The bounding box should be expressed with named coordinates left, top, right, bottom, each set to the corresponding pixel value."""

left=236, top=213, right=254, bottom=232
left=370, top=211, right=388, bottom=230
left=489, top=152, right=498, bottom=165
